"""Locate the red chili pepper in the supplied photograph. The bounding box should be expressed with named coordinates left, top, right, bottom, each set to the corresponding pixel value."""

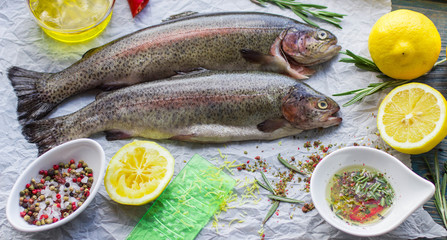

left=349, top=200, right=384, bottom=222
left=127, top=0, right=150, bottom=18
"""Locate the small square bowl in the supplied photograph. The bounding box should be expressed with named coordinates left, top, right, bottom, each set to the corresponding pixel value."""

left=6, top=139, right=106, bottom=232
left=310, top=146, right=435, bottom=237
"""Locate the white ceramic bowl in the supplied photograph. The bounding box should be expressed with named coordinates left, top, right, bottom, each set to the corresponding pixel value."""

left=6, top=139, right=106, bottom=232
left=310, top=146, right=435, bottom=237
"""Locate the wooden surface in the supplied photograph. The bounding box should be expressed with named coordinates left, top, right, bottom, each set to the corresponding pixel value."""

left=392, top=0, right=447, bottom=228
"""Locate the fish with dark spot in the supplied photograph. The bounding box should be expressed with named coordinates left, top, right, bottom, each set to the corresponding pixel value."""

left=21, top=71, right=342, bottom=155
left=8, top=12, right=341, bottom=124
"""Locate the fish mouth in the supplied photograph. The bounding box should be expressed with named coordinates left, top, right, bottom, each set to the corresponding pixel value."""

left=292, top=40, right=342, bottom=66
left=319, top=107, right=342, bottom=127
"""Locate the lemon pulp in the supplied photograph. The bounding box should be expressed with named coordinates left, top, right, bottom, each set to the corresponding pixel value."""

left=377, top=83, right=447, bottom=154
left=28, top=0, right=113, bottom=42
left=104, top=141, right=175, bottom=205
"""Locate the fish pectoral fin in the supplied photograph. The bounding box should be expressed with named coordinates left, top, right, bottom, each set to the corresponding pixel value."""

left=289, top=64, right=315, bottom=76
left=105, top=130, right=133, bottom=141
left=257, top=118, right=288, bottom=133
left=162, top=11, right=199, bottom=22
left=240, top=49, right=275, bottom=64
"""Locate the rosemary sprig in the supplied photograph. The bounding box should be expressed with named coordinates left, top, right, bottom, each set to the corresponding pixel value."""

left=268, top=194, right=304, bottom=203
left=334, top=50, right=410, bottom=107
left=262, top=200, right=280, bottom=224
left=424, top=150, right=447, bottom=228
left=339, top=50, right=381, bottom=72
left=260, top=171, right=276, bottom=193
left=257, top=170, right=305, bottom=225
left=250, top=0, right=345, bottom=28
left=277, top=154, right=304, bottom=175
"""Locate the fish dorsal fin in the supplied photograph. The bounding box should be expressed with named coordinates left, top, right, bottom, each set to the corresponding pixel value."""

left=162, top=11, right=198, bottom=22
left=82, top=47, right=100, bottom=59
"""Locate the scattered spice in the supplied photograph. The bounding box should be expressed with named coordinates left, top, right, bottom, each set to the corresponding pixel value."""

left=19, top=159, right=92, bottom=226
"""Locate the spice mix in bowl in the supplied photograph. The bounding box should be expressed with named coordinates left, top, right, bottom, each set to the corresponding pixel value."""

left=6, top=139, right=106, bottom=232
left=310, top=146, right=435, bottom=237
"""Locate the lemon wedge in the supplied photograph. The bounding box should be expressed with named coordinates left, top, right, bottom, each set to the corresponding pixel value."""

left=377, top=83, right=447, bottom=154
left=104, top=141, right=175, bottom=205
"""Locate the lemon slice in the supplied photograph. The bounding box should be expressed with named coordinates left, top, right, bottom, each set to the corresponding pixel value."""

left=104, top=141, right=175, bottom=205
left=377, top=83, right=447, bottom=154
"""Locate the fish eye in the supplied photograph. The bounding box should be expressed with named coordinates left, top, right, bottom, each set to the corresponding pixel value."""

left=317, top=31, right=328, bottom=40
left=318, top=100, right=328, bottom=109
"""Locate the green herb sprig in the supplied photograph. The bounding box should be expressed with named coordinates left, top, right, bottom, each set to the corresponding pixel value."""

left=425, top=150, right=447, bottom=228
left=256, top=170, right=304, bottom=225
left=335, top=50, right=447, bottom=107
left=277, top=154, right=304, bottom=175
left=250, top=0, right=345, bottom=28
left=334, top=50, right=410, bottom=107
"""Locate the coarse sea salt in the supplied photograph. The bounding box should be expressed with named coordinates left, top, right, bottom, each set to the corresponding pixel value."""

left=18, top=160, right=93, bottom=226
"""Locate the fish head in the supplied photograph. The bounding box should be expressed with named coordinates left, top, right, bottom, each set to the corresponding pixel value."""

left=281, top=27, right=341, bottom=66
left=281, top=84, right=342, bottom=130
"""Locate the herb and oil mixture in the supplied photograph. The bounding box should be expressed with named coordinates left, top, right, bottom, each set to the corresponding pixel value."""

left=328, top=167, right=394, bottom=224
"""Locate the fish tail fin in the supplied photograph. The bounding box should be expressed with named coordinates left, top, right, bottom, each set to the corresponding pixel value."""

left=7, top=66, right=55, bottom=124
left=22, top=117, right=67, bottom=156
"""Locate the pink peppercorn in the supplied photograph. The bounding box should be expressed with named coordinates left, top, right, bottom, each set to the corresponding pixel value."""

left=39, top=170, right=44, bottom=175
left=70, top=159, right=75, bottom=164
left=43, top=170, right=48, bottom=176
left=40, top=179, right=45, bottom=184
left=56, top=194, right=61, bottom=199
left=53, top=164, right=59, bottom=170
left=77, top=177, right=82, bottom=183
left=26, top=183, right=30, bottom=188
left=32, top=190, right=37, bottom=195
left=78, top=163, right=82, bottom=168
left=68, top=168, right=72, bottom=173
left=255, top=156, right=261, bottom=160
left=53, top=218, right=58, bottom=223
left=73, top=178, right=77, bottom=183
left=88, top=173, right=93, bottom=177
left=20, top=211, right=26, bottom=217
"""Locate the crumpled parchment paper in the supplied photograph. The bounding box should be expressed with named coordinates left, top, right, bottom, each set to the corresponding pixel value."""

left=0, top=0, right=446, bottom=239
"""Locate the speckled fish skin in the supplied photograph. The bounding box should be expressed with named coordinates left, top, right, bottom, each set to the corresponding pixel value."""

left=22, top=71, right=342, bottom=155
left=8, top=11, right=340, bottom=123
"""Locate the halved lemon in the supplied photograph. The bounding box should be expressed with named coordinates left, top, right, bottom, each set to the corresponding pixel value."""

left=377, top=83, right=447, bottom=154
left=104, top=141, right=175, bottom=205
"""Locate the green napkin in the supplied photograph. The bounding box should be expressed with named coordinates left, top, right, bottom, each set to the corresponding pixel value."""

left=127, top=154, right=236, bottom=240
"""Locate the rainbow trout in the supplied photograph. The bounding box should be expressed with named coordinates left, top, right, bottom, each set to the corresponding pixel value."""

left=8, top=12, right=341, bottom=123
left=22, top=71, right=342, bottom=155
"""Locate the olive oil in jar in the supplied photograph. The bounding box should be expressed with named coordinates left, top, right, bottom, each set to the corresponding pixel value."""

left=28, top=0, right=114, bottom=42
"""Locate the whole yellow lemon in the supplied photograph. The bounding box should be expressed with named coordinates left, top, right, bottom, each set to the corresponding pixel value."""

left=368, top=9, right=441, bottom=80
